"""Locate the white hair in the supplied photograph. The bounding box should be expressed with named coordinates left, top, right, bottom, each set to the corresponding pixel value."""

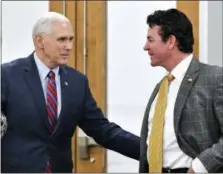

left=32, top=11, right=70, bottom=39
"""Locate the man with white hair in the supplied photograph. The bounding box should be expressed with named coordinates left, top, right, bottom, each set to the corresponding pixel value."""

left=1, top=12, right=140, bottom=173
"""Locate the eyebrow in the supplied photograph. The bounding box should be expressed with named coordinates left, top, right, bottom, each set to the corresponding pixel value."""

left=57, top=36, right=74, bottom=40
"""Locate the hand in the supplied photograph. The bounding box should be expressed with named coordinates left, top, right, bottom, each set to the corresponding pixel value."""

left=187, top=168, right=195, bottom=173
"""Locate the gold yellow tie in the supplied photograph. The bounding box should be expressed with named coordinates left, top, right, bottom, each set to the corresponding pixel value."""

left=148, top=73, right=174, bottom=173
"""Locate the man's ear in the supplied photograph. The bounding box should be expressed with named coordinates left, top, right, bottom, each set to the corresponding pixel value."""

left=35, top=35, right=44, bottom=49
left=167, top=35, right=177, bottom=50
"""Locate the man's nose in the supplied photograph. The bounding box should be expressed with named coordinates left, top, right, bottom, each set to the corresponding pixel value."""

left=144, top=41, right=151, bottom=51
left=65, top=41, right=73, bottom=50
left=143, top=43, right=148, bottom=51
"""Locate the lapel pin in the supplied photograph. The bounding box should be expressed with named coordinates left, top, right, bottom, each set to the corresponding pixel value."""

left=188, top=78, right=192, bottom=82
left=65, top=81, right=68, bottom=86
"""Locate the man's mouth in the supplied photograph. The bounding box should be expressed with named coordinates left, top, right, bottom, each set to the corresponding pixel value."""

left=61, top=54, right=69, bottom=57
left=149, top=53, right=154, bottom=57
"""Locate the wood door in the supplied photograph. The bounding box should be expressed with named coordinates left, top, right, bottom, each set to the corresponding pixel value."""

left=177, top=1, right=199, bottom=58
left=75, top=1, right=106, bottom=172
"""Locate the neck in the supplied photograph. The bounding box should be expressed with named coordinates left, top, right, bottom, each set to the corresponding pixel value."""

left=164, top=52, right=191, bottom=72
left=35, top=50, right=57, bottom=70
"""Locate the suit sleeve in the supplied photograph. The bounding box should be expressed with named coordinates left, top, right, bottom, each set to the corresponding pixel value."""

left=1, top=64, right=8, bottom=115
left=78, top=77, right=140, bottom=160
left=198, top=80, right=223, bottom=172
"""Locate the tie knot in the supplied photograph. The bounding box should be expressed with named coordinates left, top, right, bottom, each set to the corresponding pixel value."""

left=166, top=73, right=174, bottom=82
left=48, top=71, right=55, bottom=79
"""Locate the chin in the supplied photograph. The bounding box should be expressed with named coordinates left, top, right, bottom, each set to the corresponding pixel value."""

left=150, top=58, right=163, bottom=67
left=150, top=61, right=158, bottom=67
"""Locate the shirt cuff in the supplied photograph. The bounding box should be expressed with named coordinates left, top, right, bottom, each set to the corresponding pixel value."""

left=192, top=157, right=208, bottom=173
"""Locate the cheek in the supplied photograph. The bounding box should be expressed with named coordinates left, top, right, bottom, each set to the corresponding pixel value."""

left=153, top=44, right=166, bottom=53
left=52, top=45, right=62, bottom=55
left=45, top=43, right=55, bottom=52
left=150, top=41, right=161, bottom=49
left=57, top=44, right=65, bottom=52
left=150, top=44, right=159, bottom=52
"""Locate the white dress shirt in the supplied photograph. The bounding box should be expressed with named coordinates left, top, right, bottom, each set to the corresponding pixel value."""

left=147, top=54, right=208, bottom=172
left=34, top=53, right=62, bottom=118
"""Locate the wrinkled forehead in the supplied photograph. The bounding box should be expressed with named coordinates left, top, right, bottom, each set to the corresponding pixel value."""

left=50, top=21, right=74, bottom=37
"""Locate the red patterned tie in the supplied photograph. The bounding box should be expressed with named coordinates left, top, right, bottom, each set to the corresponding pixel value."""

left=45, top=71, right=57, bottom=173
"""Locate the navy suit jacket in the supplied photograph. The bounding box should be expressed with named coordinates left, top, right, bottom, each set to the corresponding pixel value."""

left=1, top=53, right=140, bottom=173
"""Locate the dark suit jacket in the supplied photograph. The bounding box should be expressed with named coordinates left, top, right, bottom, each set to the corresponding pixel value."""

left=1, top=53, right=140, bottom=173
left=139, top=58, right=223, bottom=173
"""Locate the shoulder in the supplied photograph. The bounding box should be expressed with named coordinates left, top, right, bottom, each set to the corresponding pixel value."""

left=62, top=65, right=89, bottom=84
left=1, top=56, right=29, bottom=76
left=199, top=62, right=223, bottom=84
left=2, top=57, right=28, bottom=70
left=200, top=62, right=223, bottom=74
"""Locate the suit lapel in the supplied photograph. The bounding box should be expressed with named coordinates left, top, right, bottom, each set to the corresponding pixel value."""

left=52, top=66, right=68, bottom=136
left=24, top=54, right=70, bottom=135
left=24, top=54, right=49, bottom=131
left=141, top=83, right=160, bottom=137
left=174, top=58, right=200, bottom=133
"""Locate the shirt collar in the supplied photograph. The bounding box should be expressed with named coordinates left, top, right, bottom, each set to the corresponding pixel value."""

left=169, top=54, right=193, bottom=81
left=33, top=52, right=60, bottom=81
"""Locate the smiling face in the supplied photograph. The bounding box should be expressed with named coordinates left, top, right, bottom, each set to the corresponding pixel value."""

left=35, top=21, right=74, bottom=69
left=143, top=25, right=171, bottom=68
